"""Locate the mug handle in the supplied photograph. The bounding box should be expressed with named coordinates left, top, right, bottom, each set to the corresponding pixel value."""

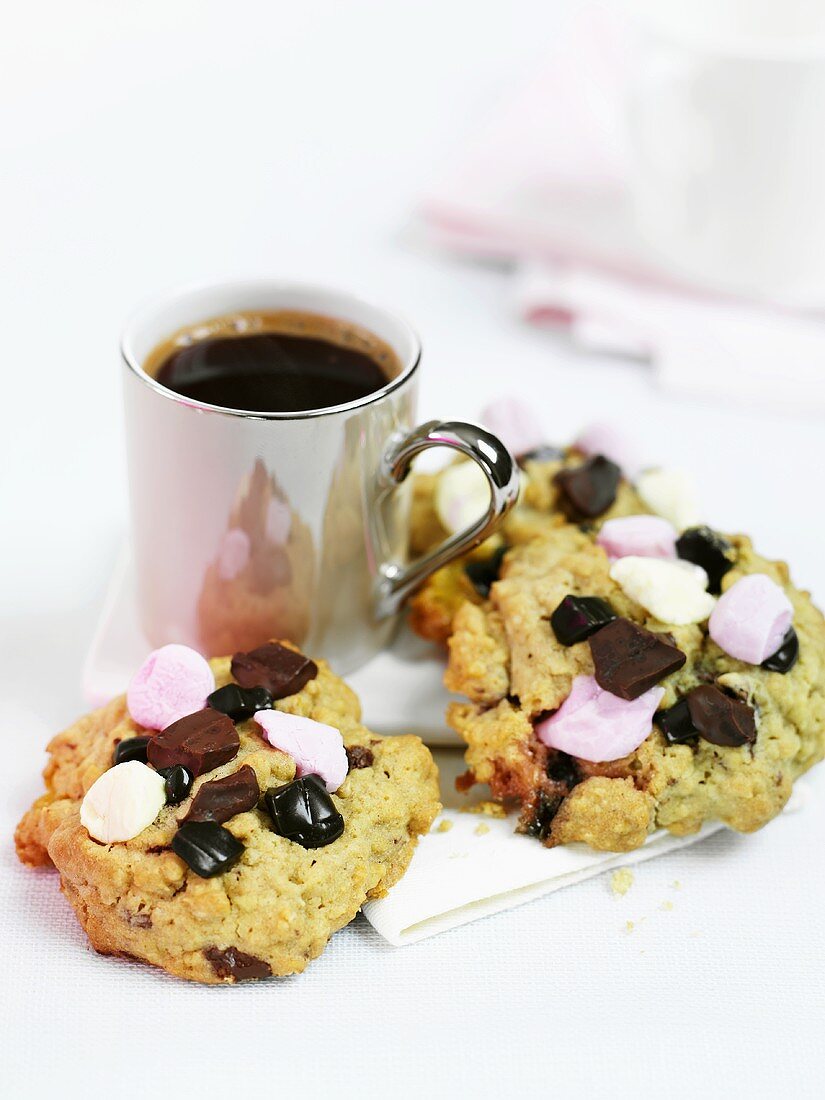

left=374, top=420, right=520, bottom=618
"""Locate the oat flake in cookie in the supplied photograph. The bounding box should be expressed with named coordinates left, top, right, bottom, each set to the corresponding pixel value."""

left=445, top=528, right=825, bottom=851
left=14, top=640, right=439, bottom=984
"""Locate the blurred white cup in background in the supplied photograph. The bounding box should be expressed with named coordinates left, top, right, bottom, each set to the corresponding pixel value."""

left=625, top=0, right=825, bottom=305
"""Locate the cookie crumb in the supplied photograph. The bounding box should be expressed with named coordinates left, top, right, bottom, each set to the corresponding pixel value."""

left=625, top=920, right=634, bottom=934
left=461, top=800, right=507, bottom=819
left=660, top=900, right=674, bottom=911
left=610, top=868, right=634, bottom=896
left=434, top=819, right=453, bottom=834
left=671, top=880, right=682, bottom=890
left=474, top=822, right=491, bottom=836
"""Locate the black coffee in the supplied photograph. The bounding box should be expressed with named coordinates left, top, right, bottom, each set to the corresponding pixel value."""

left=148, top=311, right=399, bottom=413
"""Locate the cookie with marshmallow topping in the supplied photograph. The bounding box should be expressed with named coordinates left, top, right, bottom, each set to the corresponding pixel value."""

left=445, top=525, right=825, bottom=851
left=14, top=641, right=439, bottom=983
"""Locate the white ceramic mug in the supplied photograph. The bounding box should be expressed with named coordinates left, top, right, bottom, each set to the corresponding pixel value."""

left=625, top=0, right=825, bottom=304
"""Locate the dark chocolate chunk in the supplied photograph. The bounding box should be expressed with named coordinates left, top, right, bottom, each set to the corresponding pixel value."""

left=687, top=685, right=757, bottom=747
left=523, top=792, right=564, bottom=841
left=518, top=444, right=565, bottom=466
left=157, top=764, right=193, bottom=805
left=545, top=751, right=581, bottom=788
left=263, top=774, right=344, bottom=849
left=207, top=682, right=273, bottom=721
left=183, top=765, right=260, bottom=824
left=203, top=946, right=272, bottom=982
left=550, top=594, right=617, bottom=646
left=172, top=820, right=244, bottom=877
left=147, top=708, right=240, bottom=777
left=675, top=526, right=735, bottom=595
left=113, top=735, right=152, bottom=766
left=231, top=642, right=318, bottom=699
left=554, top=455, right=621, bottom=518
left=761, top=626, right=799, bottom=674
left=464, top=545, right=508, bottom=598
left=345, top=745, right=374, bottom=770
left=655, top=698, right=698, bottom=745
left=589, top=618, right=686, bottom=700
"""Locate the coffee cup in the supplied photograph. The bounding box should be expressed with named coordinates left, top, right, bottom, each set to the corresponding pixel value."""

left=121, top=279, right=519, bottom=673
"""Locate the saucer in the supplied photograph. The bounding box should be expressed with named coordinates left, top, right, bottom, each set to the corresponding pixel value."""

left=82, top=545, right=462, bottom=745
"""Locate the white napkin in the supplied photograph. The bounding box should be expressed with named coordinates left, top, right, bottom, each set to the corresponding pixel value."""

left=363, top=810, right=722, bottom=946
left=365, top=780, right=811, bottom=946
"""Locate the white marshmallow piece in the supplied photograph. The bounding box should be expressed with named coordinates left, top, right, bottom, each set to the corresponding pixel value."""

left=610, top=556, right=717, bottom=625
left=636, top=468, right=701, bottom=532
left=435, top=461, right=526, bottom=535
left=435, top=462, right=489, bottom=534
left=80, top=761, right=166, bottom=844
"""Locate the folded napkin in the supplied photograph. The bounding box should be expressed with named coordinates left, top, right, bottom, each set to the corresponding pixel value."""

left=365, top=776, right=812, bottom=945
left=417, top=7, right=825, bottom=415
left=365, top=772, right=812, bottom=946
left=363, top=810, right=722, bottom=946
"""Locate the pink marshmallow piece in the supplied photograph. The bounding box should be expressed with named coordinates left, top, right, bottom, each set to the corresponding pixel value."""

left=479, top=397, right=546, bottom=457
left=217, top=527, right=251, bottom=581
left=708, top=573, right=793, bottom=665
left=255, top=709, right=348, bottom=793
left=536, top=675, right=663, bottom=763
left=596, top=514, right=677, bottom=561
left=574, top=421, right=638, bottom=476
left=127, top=644, right=215, bottom=731
left=266, top=498, right=292, bottom=545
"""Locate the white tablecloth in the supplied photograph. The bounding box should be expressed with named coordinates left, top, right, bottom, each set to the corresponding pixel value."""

left=2, top=2, right=824, bottom=1095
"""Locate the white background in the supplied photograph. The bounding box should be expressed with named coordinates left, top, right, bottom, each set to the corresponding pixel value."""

left=1, top=1, right=824, bottom=1096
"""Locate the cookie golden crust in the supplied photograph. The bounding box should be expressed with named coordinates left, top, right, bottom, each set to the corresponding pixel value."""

left=15, top=652, right=440, bottom=983
left=408, top=451, right=648, bottom=643
left=446, top=532, right=825, bottom=851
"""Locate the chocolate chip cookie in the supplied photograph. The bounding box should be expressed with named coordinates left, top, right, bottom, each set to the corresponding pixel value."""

left=445, top=526, right=825, bottom=850
left=15, top=642, right=440, bottom=983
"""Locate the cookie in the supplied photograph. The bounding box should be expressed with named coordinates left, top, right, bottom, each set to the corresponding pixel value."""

left=408, top=447, right=649, bottom=643
left=15, top=641, right=439, bottom=983
left=444, top=528, right=825, bottom=851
